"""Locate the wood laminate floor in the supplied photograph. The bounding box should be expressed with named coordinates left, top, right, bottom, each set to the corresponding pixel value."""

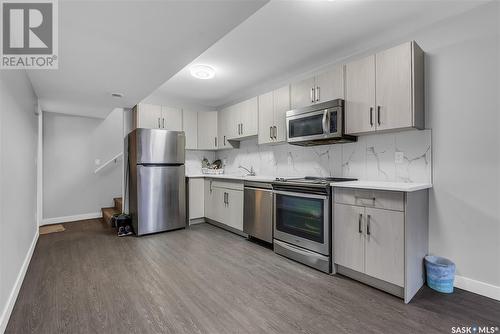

left=6, top=220, right=500, bottom=334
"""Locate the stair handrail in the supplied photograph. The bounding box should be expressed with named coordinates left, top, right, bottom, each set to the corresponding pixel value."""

left=94, top=152, right=123, bottom=174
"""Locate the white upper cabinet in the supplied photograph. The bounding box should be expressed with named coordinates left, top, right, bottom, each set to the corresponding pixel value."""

left=258, top=85, right=290, bottom=144
left=218, top=107, right=232, bottom=149
left=258, top=91, right=274, bottom=144
left=345, top=41, right=424, bottom=135
left=273, top=85, right=290, bottom=143
left=225, top=97, right=258, bottom=140
left=290, top=64, right=344, bottom=109
left=345, top=55, right=376, bottom=134
left=183, top=110, right=198, bottom=150
left=135, top=103, right=162, bottom=129
left=290, top=77, right=315, bottom=109
left=314, top=66, right=344, bottom=103
left=133, top=103, right=183, bottom=131
left=375, top=42, right=413, bottom=131
left=239, top=97, right=258, bottom=137
left=197, top=111, right=218, bottom=150
left=258, top=91, right=274, bottom=145
left=161, top=106, right=183, bottom=131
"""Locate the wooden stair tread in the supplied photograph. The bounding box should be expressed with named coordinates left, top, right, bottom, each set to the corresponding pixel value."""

left=113, top=197, right=123, bottom=212
left=101, top=207, right=120, bottom=225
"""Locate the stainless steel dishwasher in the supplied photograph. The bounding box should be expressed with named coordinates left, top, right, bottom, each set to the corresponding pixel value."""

left=243, top=181, right=273, bottom=243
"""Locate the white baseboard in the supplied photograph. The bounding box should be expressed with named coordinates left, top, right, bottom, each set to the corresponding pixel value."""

left=0, top=229, right=39, bottom=334
left=455, top=275, right=500, bottom=301
left=41, top=212, right=102, bottom=226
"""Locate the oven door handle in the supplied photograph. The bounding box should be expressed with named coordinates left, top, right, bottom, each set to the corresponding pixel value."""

left=322, top=110, right=329, bottom=134
left=273, top=190, right=328, bottom=200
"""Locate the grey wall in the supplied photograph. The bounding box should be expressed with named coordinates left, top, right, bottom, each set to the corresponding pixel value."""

left=418, top=3, right=500, bottom=290
left=0, top=71, right=38, bottom=332
left=43, top=109, right=123, bottom=220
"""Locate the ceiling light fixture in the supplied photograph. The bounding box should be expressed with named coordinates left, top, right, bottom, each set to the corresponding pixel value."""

left=111, top=92, right=124, bottom=98
left=190, top=64, right=216, bottom=80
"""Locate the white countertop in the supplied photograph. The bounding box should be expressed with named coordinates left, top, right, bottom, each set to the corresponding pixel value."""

left=187, top=174, right=432, bottom=192
left=330, top=180, right=432, bottom=192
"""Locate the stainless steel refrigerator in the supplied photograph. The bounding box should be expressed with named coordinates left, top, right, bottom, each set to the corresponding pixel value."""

left=127, top=128, right=186, bottom=235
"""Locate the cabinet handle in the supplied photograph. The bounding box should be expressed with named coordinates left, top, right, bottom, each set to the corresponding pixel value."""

left=358, top=213, right=362, bottom=234
left=355, top=196, right=376, bottom=206
left=226, top=192, right=229, bottom=205
left=224, top=135, right=226, bottom=146
left=369, top=107, right=373, bottom=127
left=162, top=118, right=165, bottom=128
left=367, top=214, right=371, bottom=236
left=270, top=126, right=273, bottom=140
left=214, top=137, right=217, bottom=147
left=377, top=106, right=381, bottom=126
left=273, top=126, right=277, bottom=139
left=241, top=123, right=243, bottom=135
left=310, top=88, right=315, bottom=103
left=316, top=86, right=320, bottom=102
left=158, top=118, right=161, bottom=128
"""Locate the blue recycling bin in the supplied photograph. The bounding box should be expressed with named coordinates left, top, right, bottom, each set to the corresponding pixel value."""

left=425, top=255, right=455, bottom=293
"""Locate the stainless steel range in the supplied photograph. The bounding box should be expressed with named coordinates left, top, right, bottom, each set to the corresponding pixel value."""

left=273, top=176, right=356, bottom=273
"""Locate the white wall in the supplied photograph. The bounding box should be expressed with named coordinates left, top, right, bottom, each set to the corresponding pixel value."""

left=0, top=71, right=39, bottom=333
left=418, top=2, right=500, bottom=297
left=43, top=109, right=123, bottom=223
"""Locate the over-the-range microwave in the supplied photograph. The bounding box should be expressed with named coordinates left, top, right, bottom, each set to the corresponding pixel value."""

left=286, top=99, right=356, bottom=146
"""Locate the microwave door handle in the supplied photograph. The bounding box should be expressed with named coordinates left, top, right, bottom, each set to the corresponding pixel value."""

left=322, top=110, right=329, bottom=134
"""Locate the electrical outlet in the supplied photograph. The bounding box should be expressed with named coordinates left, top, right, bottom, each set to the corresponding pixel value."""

left=395, top=152, right=404, bottom=164
left=95, top=159, right=101, bottom=166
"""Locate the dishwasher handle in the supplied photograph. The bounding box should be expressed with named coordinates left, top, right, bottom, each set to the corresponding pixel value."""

left=243, top=182, right=273, bottom=190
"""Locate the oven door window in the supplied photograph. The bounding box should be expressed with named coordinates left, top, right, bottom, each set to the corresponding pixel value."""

left=275, top=193, right=324, bottom=243
left=288, top=114, right=324, bottom=138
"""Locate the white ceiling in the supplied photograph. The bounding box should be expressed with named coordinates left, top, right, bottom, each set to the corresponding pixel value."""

left=27, top=0, right=267, bottom=118
left=151, top=0, right=486, bottom=108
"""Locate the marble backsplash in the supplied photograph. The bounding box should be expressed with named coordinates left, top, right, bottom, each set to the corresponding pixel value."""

left=209, top=129, right=432, bottom=184
left=185, top=150, right=215, bottom=175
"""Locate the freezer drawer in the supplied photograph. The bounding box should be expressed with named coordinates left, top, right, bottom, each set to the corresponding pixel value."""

left=243, top=185, right=273, bottom=243
left=135, top=165, right=186, bottom=235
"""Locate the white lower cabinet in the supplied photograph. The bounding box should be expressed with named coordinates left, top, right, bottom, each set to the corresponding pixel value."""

left=223, top=189, right=243, bottom=231
left=333, top=187, right=428, bottom=303
left=188, top=178, right=204, bottom=220
left=204, top=179, right=244, bottom=232
left=364, top=207, right=404, bottom=286
left=333, top=204, right=365, bottom=273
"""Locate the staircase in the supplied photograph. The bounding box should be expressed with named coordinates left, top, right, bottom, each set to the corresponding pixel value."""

left=101, top=197, right=122, bottom=226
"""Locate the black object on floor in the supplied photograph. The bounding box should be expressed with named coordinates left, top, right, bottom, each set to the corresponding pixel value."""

left=111, top=213, right=133, bottom=236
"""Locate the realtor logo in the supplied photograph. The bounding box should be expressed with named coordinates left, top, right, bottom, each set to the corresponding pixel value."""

left=1, top=0, right=58, bottom=69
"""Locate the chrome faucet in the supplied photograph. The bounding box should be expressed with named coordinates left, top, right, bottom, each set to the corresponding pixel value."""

left=238, top=165, right=255, bottom=176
